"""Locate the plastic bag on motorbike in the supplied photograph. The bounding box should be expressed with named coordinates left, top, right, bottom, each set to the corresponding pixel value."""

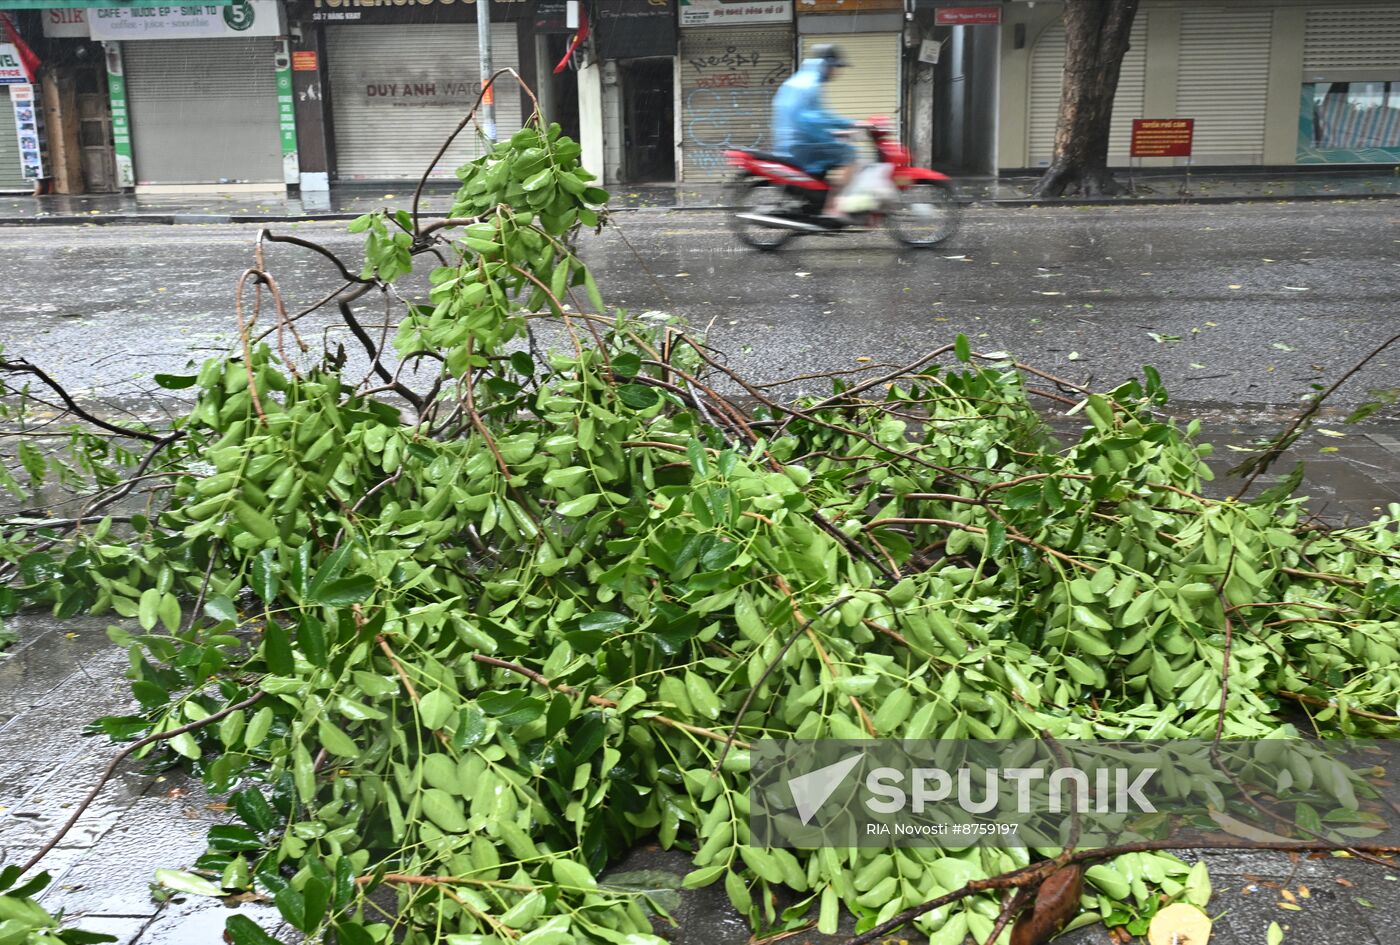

left=836, top=162, right=897, bottom=215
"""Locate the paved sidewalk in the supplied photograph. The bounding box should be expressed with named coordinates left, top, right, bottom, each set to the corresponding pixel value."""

left=1, top=168, right=1398, bottom=226
left=2, top=419, right=1399, bottom=944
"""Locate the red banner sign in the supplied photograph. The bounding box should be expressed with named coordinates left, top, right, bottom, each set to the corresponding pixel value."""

left=291, top=50, right=318, bottom=71
left=934, top=6, right=1001, bottom=26
left=1131, top=118, right=1194, bottom=158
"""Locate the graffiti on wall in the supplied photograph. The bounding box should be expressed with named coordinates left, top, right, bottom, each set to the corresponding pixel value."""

left=684, top=43, right=790, bottom=173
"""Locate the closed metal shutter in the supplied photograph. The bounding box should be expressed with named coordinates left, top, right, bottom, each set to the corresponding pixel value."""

left=1027, top=15, right=1147, bottom=167
left=0, top=88, right=24, bottom=191
left=327, top=23, right=522, bottom=181
left=800, top=33, right=900, bottom=123
left=679, top=27, right=793, bottom=183
left=1176, top=8, right=1271, bottom=164
left=1304, top=6, right=1400, bottom=75
left=124, top=38, right=282, bottom=185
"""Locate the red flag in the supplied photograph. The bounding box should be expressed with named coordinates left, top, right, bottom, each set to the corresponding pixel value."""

left=0, top=14, right=40, bottom=85
left=553, top=2, right=588, bottom=75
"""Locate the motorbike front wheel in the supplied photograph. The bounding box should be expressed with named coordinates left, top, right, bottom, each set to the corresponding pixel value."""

left=728, top=179, right=800, bottom=251
left=885, top=181, right=959, bottom=248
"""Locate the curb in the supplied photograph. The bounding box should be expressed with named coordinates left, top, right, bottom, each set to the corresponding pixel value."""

left=1, top=188, right=1396, bottom=226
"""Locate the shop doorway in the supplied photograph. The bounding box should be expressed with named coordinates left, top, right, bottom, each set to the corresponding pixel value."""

left=619, top=58, right=674, bottom=183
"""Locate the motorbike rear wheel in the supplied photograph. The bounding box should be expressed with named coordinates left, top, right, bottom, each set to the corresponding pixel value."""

left=729, top=179, right=801, bottom=251
left=885, top=181, right=959, bottom=248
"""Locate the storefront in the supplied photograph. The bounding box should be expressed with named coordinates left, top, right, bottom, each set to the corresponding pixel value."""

left=1298, top=4, right=1400, bottom=164
left=797, top=0, right=902, bottom=136
left=594, top=0, right=677, bottom=184
left=0, top=42, right=41, bottom=191
left=677, top=0, right=793, bottom=183
left=92, top=0, right=292, bottom=190
left=297, top=0, right=532, bottom=182
left=1001, top=0, right=1400, bottom=172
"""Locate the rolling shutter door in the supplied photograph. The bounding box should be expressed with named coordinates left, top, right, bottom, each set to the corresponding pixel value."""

left=327, top=24, right=522, bottom=180
left=679, top=27, right=793, bottom=183
left=800, top=33, right=900, bottom=123
left=0, top=88, right=24, bottom=191
left=1304, top=6, right=1400, bottom=76
left=1176, top=8, right=1271, bottom=164
left=1027, top=15, right=1147, bottom=167
left=123, top=38, right=281, bottom=185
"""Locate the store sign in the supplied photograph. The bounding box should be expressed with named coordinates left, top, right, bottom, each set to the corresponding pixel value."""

left=103, top=41, right=135, bottom=187
left=89, top=0, right=282, bottom=39
left=534, top=0, right=570, bottom=31
left=934, top=6, right=1000, bottom=26
left=797, top=0, right=901, bottom=12
left=10, top=82, right=43, bottom=179
left=0, top=42, right=26, bottom=82
left=306, top=0, right=527, bottom=23
left=41, top=8, right=90, bottom=37
left=275, top=40, right=299, bottom=185
left=292, top=49, right=317, bottom=70
left=680, top=0, right=790, bottom=27
left=594, top=0, right=675, bottom=58
left=1131, top=118, right=1194, bottom=158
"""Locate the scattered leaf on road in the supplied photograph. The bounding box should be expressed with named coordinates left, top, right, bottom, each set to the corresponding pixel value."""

left=1147, top=903, right=1212, bottom=945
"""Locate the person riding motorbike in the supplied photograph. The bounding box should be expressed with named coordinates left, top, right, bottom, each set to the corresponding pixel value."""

left=771, top=44, right=856, bottom=219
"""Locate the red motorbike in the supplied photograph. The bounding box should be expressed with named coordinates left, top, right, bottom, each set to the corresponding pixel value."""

left=724, top=118, right=959, bottom=250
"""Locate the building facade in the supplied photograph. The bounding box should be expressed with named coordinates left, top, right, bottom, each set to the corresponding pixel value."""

left=6, top=0, right=1399, bottom=194
left=285, top=0, right=537, bottom=190
left=999, top=0, right=1400, bottom=171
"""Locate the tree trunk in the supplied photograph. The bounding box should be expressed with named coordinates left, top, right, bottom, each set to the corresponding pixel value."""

left=1032, top=0, right=1140, bottom=199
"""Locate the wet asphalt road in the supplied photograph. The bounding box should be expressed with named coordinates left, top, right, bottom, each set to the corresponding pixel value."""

left=0, top=200, right=1396, bottom=413
left=3, top=200, right=1400, bottom=942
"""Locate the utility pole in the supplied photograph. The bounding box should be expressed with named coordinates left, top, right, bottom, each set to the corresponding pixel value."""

left=478, top=0, right=497, bottom=141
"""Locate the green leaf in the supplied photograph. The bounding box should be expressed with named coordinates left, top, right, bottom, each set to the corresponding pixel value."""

left=310, top=575, right=375, bottom=606
left=522, top=169, right=554, bottom=192
left=611, top=351, right=642, bottom=379
left=304, top=544, right=353, bottom=601
left=252, top=548, right=280, bottom=604
left=262, top=622, right=294, bottom=675
left=153, top=373, right=198, bottom=390
left=1267, top=921, right=1285, bottom=945
left=225, top=918, right=282, bottom=945
left=317, top=719, right=358, bottom=758
left=478, top=691, right=546, bottom=727
left=204, top=595, right=238, bottom=624
left=275, top=885, right=309, bottom=932
left=617, top=384, right=660, bottom=409
left=154, top=868, right=223, bottom=897
left=954, top=333, right=972, bottom=363
left=298, top=614, right=328, bottom=668
left=556, top=493, right=601, bottom=517
left=138, top=587, right=161, bottom=631
left=233, top=788, right=277, bottom=833
left=418, top=689, right=456, bottom=730
left=333, top=922, right=376, bottom=945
